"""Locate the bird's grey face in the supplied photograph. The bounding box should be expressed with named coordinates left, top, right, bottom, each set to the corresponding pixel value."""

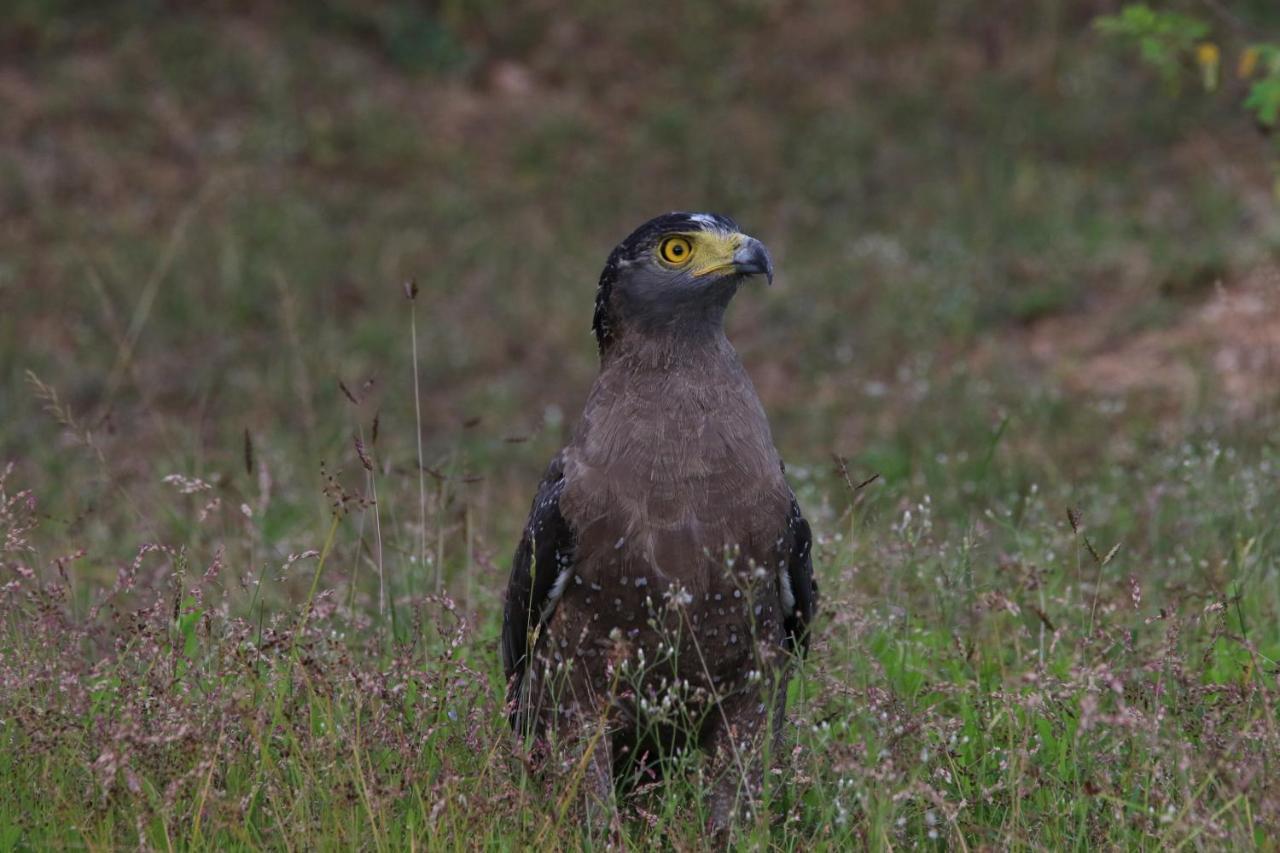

left=592, top=213, right=774, bottom=349
left=615, top=215, right=773, bottom=305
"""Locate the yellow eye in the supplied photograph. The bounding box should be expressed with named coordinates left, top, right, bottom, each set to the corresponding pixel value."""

left=658, top=236, right=693, bottom=265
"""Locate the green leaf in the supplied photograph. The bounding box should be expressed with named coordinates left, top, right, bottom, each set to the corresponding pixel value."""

left=176, top=595, right=202, bottom=660
left=1095, top=4, right=1211, bottom=87
left=1245, top=76, right=1280, bottom=126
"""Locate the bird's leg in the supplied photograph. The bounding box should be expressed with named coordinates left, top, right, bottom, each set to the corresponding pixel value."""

left=770, top=676, right=790, bottom=768
left=579, top=727, right=619, bottom=842
left=701, top=690, right=769, bottom=837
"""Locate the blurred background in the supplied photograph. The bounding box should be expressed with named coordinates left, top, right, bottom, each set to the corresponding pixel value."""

left=3, top=0, right=1279, bottom=590
left=9, top=5, right=1280, bottom=843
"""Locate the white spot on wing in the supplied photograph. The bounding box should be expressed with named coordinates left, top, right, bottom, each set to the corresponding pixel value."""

left=540, top=564, right=574, bottom=621
left=779, top=567, right=796, bottom=613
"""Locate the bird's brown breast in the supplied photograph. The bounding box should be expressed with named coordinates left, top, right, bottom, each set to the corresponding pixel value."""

left=552, top=335, right=791, bottom=688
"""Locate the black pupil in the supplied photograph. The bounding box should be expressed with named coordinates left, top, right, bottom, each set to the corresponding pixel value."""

left=671, top=243, right=684, bottom=256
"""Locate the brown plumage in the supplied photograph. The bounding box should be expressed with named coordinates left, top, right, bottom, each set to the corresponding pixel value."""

left=501, top=212, right=815, bottom=833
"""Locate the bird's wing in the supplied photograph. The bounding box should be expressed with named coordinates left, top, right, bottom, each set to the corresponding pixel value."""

left=501, top=451, right=575, bottom=716
left=781, top=495, right=817, bottom=655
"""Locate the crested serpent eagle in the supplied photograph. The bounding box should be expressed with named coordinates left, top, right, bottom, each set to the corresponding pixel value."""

left=501, top=212, right=816, bottom=832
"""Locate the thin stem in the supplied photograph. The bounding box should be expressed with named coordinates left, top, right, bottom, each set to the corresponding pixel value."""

left=436, top=474, right=447, bottom=594
left=364, top=429, right=386, bottom=618
left=410, top=297, right=427, bottom=599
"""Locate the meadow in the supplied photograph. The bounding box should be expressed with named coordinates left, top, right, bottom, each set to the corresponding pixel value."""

left=3, top=1, right=1280, bottom=848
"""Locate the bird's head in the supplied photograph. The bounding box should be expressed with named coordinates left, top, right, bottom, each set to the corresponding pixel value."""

left=592, top=212, right=774, bottom=354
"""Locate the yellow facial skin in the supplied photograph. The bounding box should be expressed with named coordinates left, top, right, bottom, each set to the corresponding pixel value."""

left=655, top=231, right=745, bottom=278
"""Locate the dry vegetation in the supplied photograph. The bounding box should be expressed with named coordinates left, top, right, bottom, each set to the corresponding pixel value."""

left=1025, top=265, right=1280, bottom=415
left=3, top=0, right=1280, bottom=848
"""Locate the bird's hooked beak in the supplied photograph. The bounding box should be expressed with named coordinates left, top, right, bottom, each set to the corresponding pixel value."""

left=732, top=235, right=774, bottom=285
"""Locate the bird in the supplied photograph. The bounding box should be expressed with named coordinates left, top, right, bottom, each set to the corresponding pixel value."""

left=501, top=211, right=816, bottom=833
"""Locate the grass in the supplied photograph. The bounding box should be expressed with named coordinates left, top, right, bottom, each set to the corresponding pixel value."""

left=4, top=425, right=1279, bottom=848
left=3, top=0, right=1280, bottom=848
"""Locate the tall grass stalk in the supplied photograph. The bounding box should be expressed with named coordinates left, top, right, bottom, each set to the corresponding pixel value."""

left=356, top=427, right=386, bottom=618
left=407, top=280, right=428, bottom=599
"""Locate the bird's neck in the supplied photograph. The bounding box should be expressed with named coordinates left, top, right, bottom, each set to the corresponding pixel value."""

left=596, top=277, right=742, bottom=364
left=598, top=312, right=735, bottom=373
